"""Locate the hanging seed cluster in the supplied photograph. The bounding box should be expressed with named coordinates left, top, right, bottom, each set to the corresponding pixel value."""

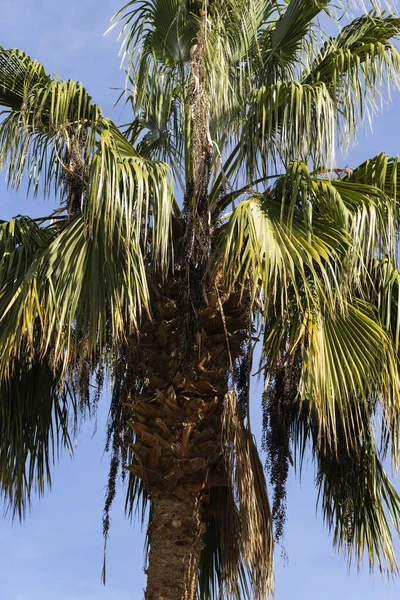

left=262, top=359, right=301, bottom=543
left=103, top=338, right=143, bottom=540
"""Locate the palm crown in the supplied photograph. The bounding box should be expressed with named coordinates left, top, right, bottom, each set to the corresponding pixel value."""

left=1, top=1, right=400, bottom=598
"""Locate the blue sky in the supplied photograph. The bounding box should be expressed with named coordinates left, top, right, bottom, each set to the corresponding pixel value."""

left=0, top=2, right=400, bottom=599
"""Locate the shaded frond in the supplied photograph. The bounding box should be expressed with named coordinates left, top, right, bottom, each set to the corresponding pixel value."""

left=370, top=258, right=400, bottom=351
left=199, top=486, right=250, bottom=600
left=0, top=215, right=52, bottom=288
left=262, top=293, right=400, bottom=462
left=0, top=349, right=75, bottom=517
left=222, top=390, right=274, bottom=600
left=317, top=436, right=400, bottom=575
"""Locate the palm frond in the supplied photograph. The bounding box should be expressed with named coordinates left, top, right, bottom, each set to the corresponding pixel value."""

left=124, top=74, right=185, bottom=186
left=88, top=119, right=175, bottom=271
left=203, top=0, right=266, bottom=117
left=199, top=486, right=250, bottom=600
left=258, top=0, right=329, bottom=80
left=0, top=49, right=176, bottom=258
left=316, top=435, right=400, bottom=575
left=222, top=390, right=274, bottom=600
left=270, top=160, right=399, bottom=277
left=216, top=191, right=345, bottom=312
left=0, top=212, right=149, bottom=379
left=303, top=13, right=400, bottom=151
left=0, top=47, right=102, bottom=199
left=0, top=349, right=75, bottom=517
left=246, top=80, right=338, bottom=174
left=370, top=258, right=400, bottom=351
left=243, top=11, right=400, bottom=174
left=263, top=293, right=400, bottom=461
left=111, top=0, right=197, bottom=67
left=348, top=153, right=400, bottom=199
left=310, top=179, right=399, bottom=271
left=0, top=215, right=53, bottom=288
left=301, top=301, right=399, bottom=454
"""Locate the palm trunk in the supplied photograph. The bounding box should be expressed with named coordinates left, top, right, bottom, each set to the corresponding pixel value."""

left=125, top=278, right=247, bottom=598
left=129, top=10, right=244, bottom=599
left=145, top=490, right=204, bottom=600
left=120, top=275, right=248, bottom=598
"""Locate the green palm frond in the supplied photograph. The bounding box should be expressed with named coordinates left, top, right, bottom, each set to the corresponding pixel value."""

left=217, top=191, right=345, bottom=312
left=305, top=13, right=400, bottom=87
left=348, top=153, right=400, bottom=199
left=338, top=154, right=400, bottom=269
left=245, top=79, right=338, bottom=171
left=124, top=73, right=185, bottom=184
left=112, top=0, right=197, bottom=67
left=0, top=215, right=52, bottom=288
left=110, top=0, right=196, bottom=141
left=0, top=50, right=175, bottom=257
left=0, top=213, right=149, bottom=380
left=202, top=0, right=266, bottom=116
left=0, top=349, right=75, bottom=517
left=370, top=258, right=400, bottom=351
left=244, top=11, right=400, bottom=173
left=88, top=119, right=175, bottom=270
left=263, top=293, right=400, bottom=460
left=316, top=435, right=400, bottom=574
left=259, top=0, right=329, bottom=79
left=311, top=180, right=398, bottom=270
left=303, top=13, right=400, bottom=149
left=302, top=301, right=399, bottom=453
left=267, top=160, right=399, bottom=274
left=0, top=47, right=102, bottom=199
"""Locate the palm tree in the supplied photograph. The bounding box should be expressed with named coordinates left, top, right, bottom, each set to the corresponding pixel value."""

left=1, top=0, right=400, bottom=598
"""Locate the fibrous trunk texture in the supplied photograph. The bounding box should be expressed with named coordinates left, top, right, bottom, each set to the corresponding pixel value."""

left=145, top=490, right=204, bottom=600
left=123, top=277, right=248, bottom=597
